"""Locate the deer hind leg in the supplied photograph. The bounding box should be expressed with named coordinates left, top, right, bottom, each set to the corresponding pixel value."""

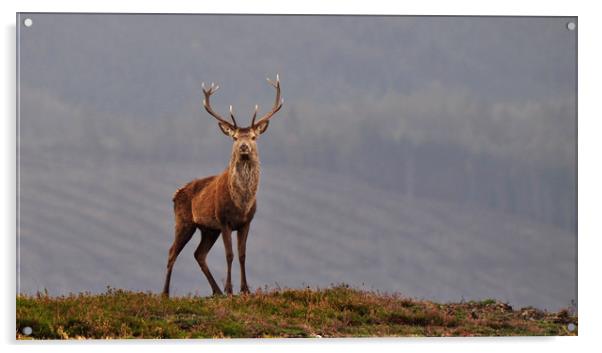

left=194, top=228, right=223, bottom=296
left=163, top=222, right=196, bottom=297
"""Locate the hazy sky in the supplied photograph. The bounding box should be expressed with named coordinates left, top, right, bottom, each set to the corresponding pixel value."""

left=19, top=14, right=576, bottom=167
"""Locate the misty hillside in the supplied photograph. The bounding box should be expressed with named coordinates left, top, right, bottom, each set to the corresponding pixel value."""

left=18, top=158, right=576, bottom=311
left=19, top=15, right=577, bottom=230
left=17, top=14, right=577, bottom=313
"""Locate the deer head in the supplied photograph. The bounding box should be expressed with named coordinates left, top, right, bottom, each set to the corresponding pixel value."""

left=202, top=75, right=283, bottom=163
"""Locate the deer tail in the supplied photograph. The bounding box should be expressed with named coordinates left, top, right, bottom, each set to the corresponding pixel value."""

left=172, top=187, right=185, bottom=202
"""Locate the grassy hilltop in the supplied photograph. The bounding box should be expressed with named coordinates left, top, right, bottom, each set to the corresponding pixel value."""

left=16, top=285, right=577, bottom=339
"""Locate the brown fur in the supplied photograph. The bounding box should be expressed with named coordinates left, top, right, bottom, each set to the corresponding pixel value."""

left=162, top=155, right=260, bottom=296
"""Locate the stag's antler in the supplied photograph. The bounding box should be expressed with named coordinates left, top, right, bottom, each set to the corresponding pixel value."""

left=202, top=82, right=237, bottom=128
left=252, top=74, right=284, bottom=127
left=229, top=105, right=238, bottom=128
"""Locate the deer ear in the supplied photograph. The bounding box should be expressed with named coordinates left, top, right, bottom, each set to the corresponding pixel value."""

left=218, top=123, right=235, bottom=137
left=254, top=121, right=270, bottom=135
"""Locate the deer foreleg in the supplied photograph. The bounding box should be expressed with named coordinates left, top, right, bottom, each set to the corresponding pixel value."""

left=237, top=223, right=251, bottom=294
left=222, top=225, right=234, bottom=294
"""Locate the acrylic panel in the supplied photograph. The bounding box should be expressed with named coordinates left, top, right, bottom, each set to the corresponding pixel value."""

left=16, top=13, right=577, bottom=339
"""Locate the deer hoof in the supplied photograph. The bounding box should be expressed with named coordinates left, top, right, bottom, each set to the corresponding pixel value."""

left=224, top=284, right=233, bottom=295
left=212, top=288, right=224, bottom=296
left=240, top=285, right=250, bottom=294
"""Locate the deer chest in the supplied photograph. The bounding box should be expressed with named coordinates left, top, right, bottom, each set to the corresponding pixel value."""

left=218, top=201, right=256, bottom=230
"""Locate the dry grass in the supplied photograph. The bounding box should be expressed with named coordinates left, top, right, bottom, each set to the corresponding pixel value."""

left=16, top=285, right=577, bottom=339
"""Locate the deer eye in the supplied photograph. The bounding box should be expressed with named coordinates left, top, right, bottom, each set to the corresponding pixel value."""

left=251, top=136, right=256, bottom=141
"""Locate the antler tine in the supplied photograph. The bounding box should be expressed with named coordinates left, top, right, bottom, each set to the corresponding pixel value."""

left=266, top=73, right=280, bottom=88
left=251, top=104, right=259, bottom=126
left=202, top=81, right=234, bottom=128
left=229, top=105, right=238, bottom=127
left=253, top=74, right=283, bottom=127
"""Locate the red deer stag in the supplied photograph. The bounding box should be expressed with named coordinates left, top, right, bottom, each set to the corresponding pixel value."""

left=162, top=75, right=283, bottom=297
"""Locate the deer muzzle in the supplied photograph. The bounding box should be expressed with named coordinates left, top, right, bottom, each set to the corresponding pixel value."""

left=239, top=143, right=250, bottom=155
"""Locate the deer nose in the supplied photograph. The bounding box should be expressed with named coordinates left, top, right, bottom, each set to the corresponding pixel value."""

left=239, top=143, right=250, bottom=153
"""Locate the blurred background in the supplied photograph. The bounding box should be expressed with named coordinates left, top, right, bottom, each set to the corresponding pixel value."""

left=18, top=14, right=576, bottom=310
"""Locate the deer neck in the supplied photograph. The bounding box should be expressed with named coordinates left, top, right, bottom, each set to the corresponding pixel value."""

left=228, top=155, right=260, bottom=213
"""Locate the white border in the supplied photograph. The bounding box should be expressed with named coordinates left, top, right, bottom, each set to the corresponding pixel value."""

left=3, top=1, right=601, bottom=352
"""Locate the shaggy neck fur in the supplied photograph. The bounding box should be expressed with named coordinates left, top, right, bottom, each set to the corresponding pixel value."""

left=228, top=154, right=260, bottom=213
